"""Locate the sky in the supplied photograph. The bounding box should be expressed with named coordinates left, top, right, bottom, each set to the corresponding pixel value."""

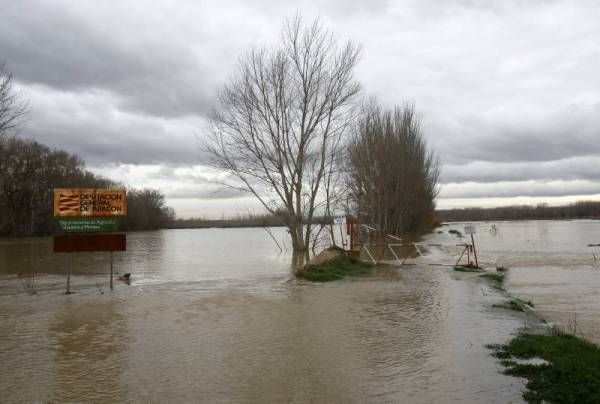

left=2, top=0, right=599, bottom=218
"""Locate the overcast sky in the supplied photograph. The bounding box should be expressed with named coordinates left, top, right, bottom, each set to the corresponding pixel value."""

left=2, top=0, right=599, bottom=217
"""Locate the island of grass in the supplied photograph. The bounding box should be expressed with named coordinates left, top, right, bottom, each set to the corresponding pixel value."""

left=297, top=246, right=374, bottom=282
left=488, top=333, right=600, bottom=403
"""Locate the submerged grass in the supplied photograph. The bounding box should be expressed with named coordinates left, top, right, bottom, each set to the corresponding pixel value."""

left=488, top=333, right=600, bottom=403
left=492, top=298, right=533, bottom=312
left=297, top=256, right=374, bottom=282
left=448, top=229, right=463, bottom=237
left=480, top=272, right=505, bottom=283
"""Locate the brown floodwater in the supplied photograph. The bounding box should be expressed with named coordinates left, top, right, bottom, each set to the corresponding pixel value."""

left=1, top=221, right=597, bottom=402
left=444, top=219, right=600, bottom=344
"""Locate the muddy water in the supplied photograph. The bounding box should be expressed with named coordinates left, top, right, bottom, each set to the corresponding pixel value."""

left=2, top=224, right=585, bottom=402
left=444, top=219, right=600, bottom=343
left=0, top=221, right=600, bottom=403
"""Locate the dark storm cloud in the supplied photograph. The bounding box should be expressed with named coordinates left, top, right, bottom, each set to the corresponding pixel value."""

left=22, top=85, right=208, bottom=165
left=1, top=1, right=227, bottom=117
left=1, top=0, right=599, bottom=208
left=441, top=156, right=600, bottom=184
left=431, top=103, right=600, bottom=165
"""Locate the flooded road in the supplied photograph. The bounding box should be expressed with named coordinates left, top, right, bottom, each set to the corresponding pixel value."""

left=2, top=221, right=598, bottom=402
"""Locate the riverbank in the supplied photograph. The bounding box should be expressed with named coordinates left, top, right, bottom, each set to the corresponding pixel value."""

left=489, top=333, right=600, bottom=403
left=475, top=267, right=600, bottom=403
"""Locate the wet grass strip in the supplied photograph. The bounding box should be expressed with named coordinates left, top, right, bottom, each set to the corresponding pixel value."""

left=479, top=272, right=505, bottom=283
left=297, top=256, right=374, bottom=282
left=488, top=333, right=600, bottom=403
left=492, top=298, right=534, bottom=312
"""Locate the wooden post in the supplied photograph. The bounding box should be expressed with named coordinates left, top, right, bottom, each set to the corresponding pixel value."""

left=471, top=233, right=479, bottom=268
left=110, top=251, right=114, bottom=291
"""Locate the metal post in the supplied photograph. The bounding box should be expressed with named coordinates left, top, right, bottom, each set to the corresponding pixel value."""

left=66, top=255, right=72, bottom=294
left=467, top=245, right=471, bottom=266
left=471, top=233, right=479, bottom=268
left=110, top=251, right=114, bottom=291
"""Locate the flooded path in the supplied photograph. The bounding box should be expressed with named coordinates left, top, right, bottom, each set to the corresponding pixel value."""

left=0, top=227, right=532, bottom=402
left=444, top=220, right=600, bottom=344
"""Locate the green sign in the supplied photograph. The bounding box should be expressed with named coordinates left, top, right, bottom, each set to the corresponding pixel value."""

left=58, top=218, right=118, bottom=233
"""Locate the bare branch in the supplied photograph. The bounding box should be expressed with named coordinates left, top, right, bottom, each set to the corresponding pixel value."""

left=0, top=63, right=28, bottom=138
left=205, top=15, right=361, bottom=257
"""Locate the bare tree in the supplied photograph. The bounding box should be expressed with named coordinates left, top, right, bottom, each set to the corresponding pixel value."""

left=0, top=63, right=28, bottom=138
left=347, top=101, right=440, bottom=235
left=206, top=15, right=361, bottom=264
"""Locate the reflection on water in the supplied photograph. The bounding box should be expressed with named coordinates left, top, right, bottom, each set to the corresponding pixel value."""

left=0, top=269, right=525, bottom=402
left=2, top=221, right=598, bottom=401
left=50, top=301, right=127, bottom=402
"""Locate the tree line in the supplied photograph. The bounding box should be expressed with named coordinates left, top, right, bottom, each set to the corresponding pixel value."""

left=0, top=137, right=174, bottom=237
left=437, top=201, right=600, bottom=223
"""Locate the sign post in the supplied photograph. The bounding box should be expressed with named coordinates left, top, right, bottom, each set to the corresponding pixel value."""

left=53, top=189, right=127, bottom=293
left=333, top=215, right=348, bottom=249
left=464, top=224, right=478, bottom=268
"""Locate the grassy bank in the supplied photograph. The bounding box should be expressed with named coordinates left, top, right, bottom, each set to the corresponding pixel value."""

left=297, top=255, right=374, bottom=282
left=475, top=267, right=599, bottom=402
left=488, top=333, right=600, bottom=403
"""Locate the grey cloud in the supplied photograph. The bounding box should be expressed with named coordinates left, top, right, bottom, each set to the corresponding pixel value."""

left=165, top=186, right=247, bottom=200
left=1, top=1, right=227, bottom=117
left=2, top=0, right=600, bottom=211
left=440, top=180, right=600, bottom=199
left=22, top=85, right=209, bottom=165
left=441, top=156, right=600, bottom=184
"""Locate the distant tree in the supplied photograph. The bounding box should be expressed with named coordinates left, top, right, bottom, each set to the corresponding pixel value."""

left=206, top=15, right=361, bottom=262
left=0, top=63, right=28, bottom=138
left=0, top=138, right=114, bottom=236
left=122, top=189, right=175, bottom=231
left=0, top=135, right=175, bottom=236
left=347, top=101, right=440, bottom=235
left=437, top=201, right=600, bottom=222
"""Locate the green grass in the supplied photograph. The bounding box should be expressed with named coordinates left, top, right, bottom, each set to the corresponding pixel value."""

left=297, top=255, right=374, bottom=282
left=487, top=333, right=600, bottom=403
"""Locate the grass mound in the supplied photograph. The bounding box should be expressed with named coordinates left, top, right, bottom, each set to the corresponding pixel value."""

left=298, top=255, right=374, bottom=282
left=488, top=334, right=600, bottom=403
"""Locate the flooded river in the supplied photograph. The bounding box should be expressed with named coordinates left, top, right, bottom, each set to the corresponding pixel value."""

left=1, top=220, right=598, bottom=402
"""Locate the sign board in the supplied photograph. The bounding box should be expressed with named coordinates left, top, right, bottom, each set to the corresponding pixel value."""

left=58, top=218, right=118, bottom=233
left=464, top=225, right=476, bottom=235
left=53, top=234, right=126, bottom=253
left=54, top=189, right=127, bottom=218
left=333, top=215, right=347, bottom=225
